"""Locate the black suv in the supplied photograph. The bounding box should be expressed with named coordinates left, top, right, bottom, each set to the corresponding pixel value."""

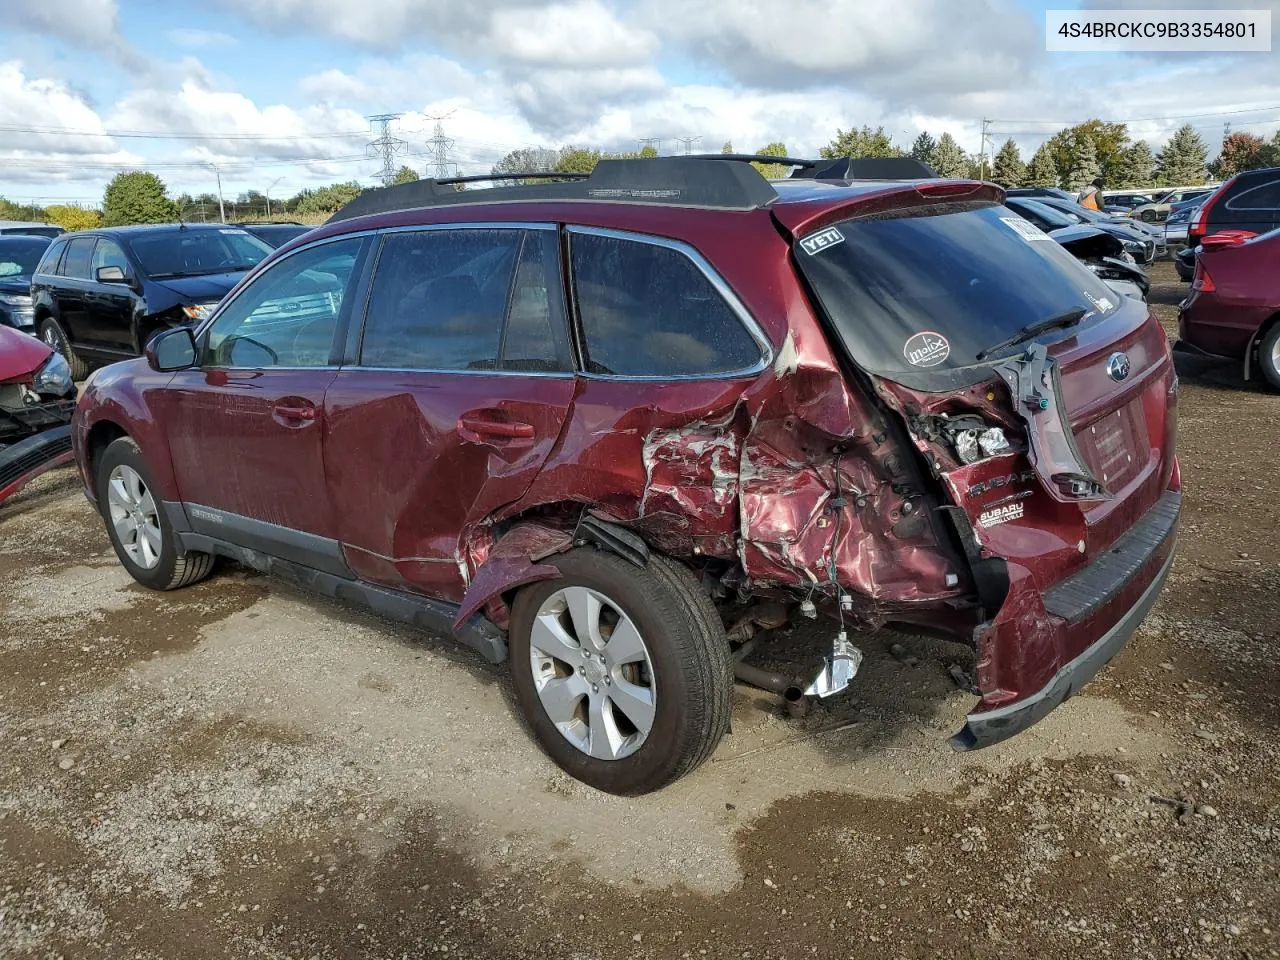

left=1189, top=166, right=1280, bottom=247
left=31, top=224, right=272, bottom=378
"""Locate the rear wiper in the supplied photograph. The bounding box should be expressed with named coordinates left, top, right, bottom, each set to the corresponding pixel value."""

left=976, top=306, right=1088, bottom=361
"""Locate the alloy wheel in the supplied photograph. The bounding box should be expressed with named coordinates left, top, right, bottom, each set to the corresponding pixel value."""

left=106, top=464, right=162, bottom=570
left=528, top=586, right=656, bottom=761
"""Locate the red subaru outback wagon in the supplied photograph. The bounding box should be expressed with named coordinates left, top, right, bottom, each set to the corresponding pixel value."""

left=72, top=157, right=1180, bottom=794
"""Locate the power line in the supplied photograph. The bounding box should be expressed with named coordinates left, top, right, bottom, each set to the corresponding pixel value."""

left=638, top=137, right=662, bottom=153
left=0, top=123, right=369, bottom=141
left=366, top=114, right=407, bottom=186
left=674, top=136, right=702, bottom=155
left=990, top=103, right=1280, bottom=128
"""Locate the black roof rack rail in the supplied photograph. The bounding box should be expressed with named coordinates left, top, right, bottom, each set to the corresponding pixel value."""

left=327, top=157, right=779, bottom=222
left=790, top=157, right=940, bottom=180
left=684, top=153, right=817, bottom=168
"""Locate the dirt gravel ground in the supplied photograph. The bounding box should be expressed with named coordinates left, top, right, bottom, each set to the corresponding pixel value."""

left=1, top=262, right=1277, bottom=960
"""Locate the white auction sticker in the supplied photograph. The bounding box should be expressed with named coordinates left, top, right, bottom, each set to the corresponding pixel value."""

left=1046, top=9, right=1270, bottom=52
left=1000, top=216, right=1050, bottom=242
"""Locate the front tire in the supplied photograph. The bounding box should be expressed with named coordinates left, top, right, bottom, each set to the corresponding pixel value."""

left=97, top=437, right=214, bottom=591
left=1257, top=324, right=1280, bottom=391
left=39, top=317, right=88, bottom=381
left=509, top=549, right=732, bottom=795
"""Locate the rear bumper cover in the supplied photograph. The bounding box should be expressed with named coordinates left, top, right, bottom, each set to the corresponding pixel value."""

left=952, top=490, right=1179, bottom=750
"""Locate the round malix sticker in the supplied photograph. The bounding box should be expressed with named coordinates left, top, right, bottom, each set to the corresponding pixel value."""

left=903, top=331, right=950, bottom=367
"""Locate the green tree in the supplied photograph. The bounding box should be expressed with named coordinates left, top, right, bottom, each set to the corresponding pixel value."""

left=0, top=197, right=47, bottom=221
left=1065, top=132, right=1100, bottom=192
left=1044, top=120, right=1130, bottom=185
left=930, top=132, right=968, bottom=178
left=1112, top=141, right=1156, bottom=188
left=910, top=131, right=937, bottom=166
left=752, top=141, right=790, bottom=178
left=554, top=147, right=604, bottom=174
left=44, top=205, right=102, bottom=232
left=102, top=171, right=179, bottom=226
left=820, top=125, right=901, bottom=159
left=391, top=165, right=420, bottom=185
left=492, top=147, right=561, bottom=184
left=1024, top=143, right=1058, bottom=187
left=293, top=181, right=363, bottom=216
left=991, top=138, right=1025, bottom=187
left=721, top=141, right=734, bottom=154
left=1210, top=132, right=1266, bottom=179
left=1156, top=123, right=1209, bottom=185
left=1260, top=130, right=1280, bottom=168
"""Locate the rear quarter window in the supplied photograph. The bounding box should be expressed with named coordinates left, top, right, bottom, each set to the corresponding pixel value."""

left=36, top=239, right=67, bottom=275
left=569, top=230, right=764, bottom=378
left=1224, top=177, right=1280, bottom=211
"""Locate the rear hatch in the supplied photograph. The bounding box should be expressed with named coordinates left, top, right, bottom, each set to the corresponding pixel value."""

left=778, top=187, right=1177, bottom=594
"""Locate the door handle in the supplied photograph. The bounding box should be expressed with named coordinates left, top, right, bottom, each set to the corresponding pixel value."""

left=272, top=399, right=316, bottom=426
left=458, top=416, right=535, bottom=440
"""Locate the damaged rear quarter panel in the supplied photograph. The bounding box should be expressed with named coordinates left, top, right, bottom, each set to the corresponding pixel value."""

left=489, top=209, right=965, bottom=621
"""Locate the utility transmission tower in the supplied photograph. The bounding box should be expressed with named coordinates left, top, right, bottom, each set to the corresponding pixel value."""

left=979, top=118, right=992, bottom=179
left=674, top=136, right=702, bottom=155
left=425, top=114, right=456, bottom=179
left=638, top=137, right=662, bottom=154
left=366, top=114, right=407, bottom=186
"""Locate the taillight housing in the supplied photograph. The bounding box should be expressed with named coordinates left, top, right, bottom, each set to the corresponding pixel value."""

left=1189, top=179, right=1229, bottom=244
left=1191, top=260, right=1215, bottom=292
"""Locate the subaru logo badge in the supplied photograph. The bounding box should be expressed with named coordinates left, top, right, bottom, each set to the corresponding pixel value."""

left=1106, top=352, right=1131, bottom=382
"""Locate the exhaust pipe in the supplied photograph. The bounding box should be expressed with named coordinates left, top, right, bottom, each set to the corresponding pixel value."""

left=732, top=662, right=810, bottom=718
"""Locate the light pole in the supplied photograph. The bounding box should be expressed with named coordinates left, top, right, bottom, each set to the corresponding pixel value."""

left=265, top=177, right=284, bottom=217
left=208, top=162, right=226, bottom=221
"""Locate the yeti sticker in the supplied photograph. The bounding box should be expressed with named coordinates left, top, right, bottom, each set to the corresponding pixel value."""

left=798, top=227, right=845, bottom=256
left=903, top=331, right=950, bottom=367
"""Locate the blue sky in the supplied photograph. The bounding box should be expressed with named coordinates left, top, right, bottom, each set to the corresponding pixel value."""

left=3, top=0, right=1277, bottom=208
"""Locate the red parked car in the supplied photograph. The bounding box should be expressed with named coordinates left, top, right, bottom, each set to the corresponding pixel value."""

left=1, top=323, right=75, bottom=505
left=1178, top=228, right=1280, bottom=388
left=71, top=158, right=1180, bottom=793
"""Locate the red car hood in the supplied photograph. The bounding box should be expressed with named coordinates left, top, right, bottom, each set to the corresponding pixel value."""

left=0, top=325, right=52, bottom=383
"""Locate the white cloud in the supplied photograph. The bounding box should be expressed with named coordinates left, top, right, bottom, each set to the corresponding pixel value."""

left=166, top=28, right=239, bottom=48
left=8, top=0, right=147, bottom=73
left=489, top=0, right=656, bottom=66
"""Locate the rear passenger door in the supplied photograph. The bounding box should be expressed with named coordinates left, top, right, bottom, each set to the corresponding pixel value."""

left=324, top=224, right=577, bottom=602
left=55, top=236, right=97, bottom=346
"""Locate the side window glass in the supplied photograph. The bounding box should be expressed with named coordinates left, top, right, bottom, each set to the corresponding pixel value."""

left=91, top=238, right=129, bottom=276
left=1225, top=179, right=1280, bottom=211
left=570, top=232, right=763, bottom=377
left=499, top=232, right=571, bottom=372
left=204, top=238, right=363, bottom=368
left=360, top=229, right=521, bottom=371
left=38, top=240, right=67, bottom=276
left=62, top=238, right=96, bottom=280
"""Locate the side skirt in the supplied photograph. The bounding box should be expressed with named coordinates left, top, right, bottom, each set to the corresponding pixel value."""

left=165, top=502, right=507, bottom=665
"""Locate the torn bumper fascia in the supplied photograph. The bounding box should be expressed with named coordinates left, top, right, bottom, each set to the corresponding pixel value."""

left=0, top=424, right=74, bottom=506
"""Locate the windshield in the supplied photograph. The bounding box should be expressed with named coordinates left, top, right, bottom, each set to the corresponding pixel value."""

left=1011, top=198, right=1077, bottom=230
left=1047, top=200, right=1107, bottom=223
left=0, top=238, right=50, bottom=277
left=126, top=229, right=272, bottom=278
left=794, top=202, right=1122, bottom=389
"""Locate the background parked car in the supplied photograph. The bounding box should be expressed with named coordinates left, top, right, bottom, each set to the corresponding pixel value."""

left=1018, top=195, right=1161, bottom=262
left=0, top=220, right=65, bottom=238
left=1177, top=227, right=1280, bottom=388
left=237, top=221, right=314, bottom=248
left=0, top=321, right=75, bottom=505
left=0, top=235, right=51, bottom=331
left=31, top=223, right=272, bottom=378
left=1005, top=186, right=1079, bottom=203
left=1129, top=186, right=1215, bottom=223
left=1002, top=197, right=1150, bottom=299
left=1100, top=191, right=1158, bottom=214
left=1164, top=200, right=1202, bottom=247
left=1187, top=165, right=1280, bottom=248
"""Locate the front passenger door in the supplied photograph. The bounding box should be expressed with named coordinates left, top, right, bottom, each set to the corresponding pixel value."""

left=156, top=236, right=370, bottom=555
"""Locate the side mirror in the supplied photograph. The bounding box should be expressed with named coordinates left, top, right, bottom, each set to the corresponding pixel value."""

left=146, top=326, right=198, bottom=372
left=96, top=265, right=128, bottom=283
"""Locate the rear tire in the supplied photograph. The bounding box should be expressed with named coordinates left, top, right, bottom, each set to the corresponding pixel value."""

left=509, top=549, right=732, bottom=795
left=39, top=317, right=88, bottom=381
left=97, top=436, right=215, bottom=591
left=1258, top=324, right=1280, bottom=391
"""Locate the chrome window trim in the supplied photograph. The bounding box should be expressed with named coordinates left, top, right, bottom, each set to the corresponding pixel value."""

left=565, top=224, right=773, bottom=382
left=340, top=366, right=576, bottom=379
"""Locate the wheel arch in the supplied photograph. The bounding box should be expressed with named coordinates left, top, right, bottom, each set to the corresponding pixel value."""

left=84, top=419, right=129, bottom=492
